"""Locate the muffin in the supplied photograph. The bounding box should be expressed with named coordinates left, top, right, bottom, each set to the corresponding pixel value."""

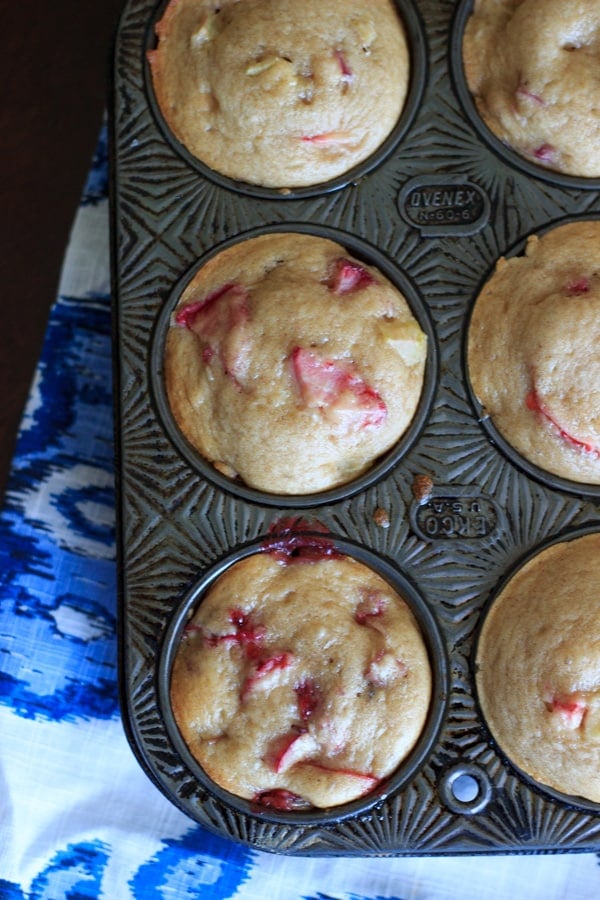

left=148, top=0, right=410, bottom=188
left=476, top=531, right=600, bottom=803
left=462, top=0, right=600, bottom=177
left=467, top=219, right=600, bottom=485
left=170, top=542, right=432, bottom=809
left=164, top=232, right=427, bottom=495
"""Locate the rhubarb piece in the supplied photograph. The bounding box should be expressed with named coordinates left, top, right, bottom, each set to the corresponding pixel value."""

left=291, top=347, right=386, bottom=430
left=334, top=49, right=353, bottom=82
left=525, top=389, right=599, bottom=455
left=515, top=84, right=544, bottom=105
left=240, top=652, right=293, bottom=700
left=175, top=283, right=251, bottom=383
left=302, top=762, right=379, bottom=796
left=300, top=130, right=353, bottom=145
left=327, top=257, right=376, bottom=295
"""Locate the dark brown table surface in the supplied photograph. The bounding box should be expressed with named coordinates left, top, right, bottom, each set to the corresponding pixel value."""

left=0, top=0, right=124, bottom=500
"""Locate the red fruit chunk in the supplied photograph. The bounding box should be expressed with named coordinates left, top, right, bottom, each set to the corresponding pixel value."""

left=525, top=389, right=599, bottom=455
left=545, top=695, right=587, bottom=730
left=252, top=788, right=308, bottom=811
left=566, top=277, right=591, bottom=294
left=355, top=589, right=386, bottom=625
left=301, top=130, right=352, bottom=144
left=516, top=84, right=544, bottom=105
left=303, top=762, right=379, bottom=794
left=267, top=729, right=317, bottom=774
left=174, top=283, right=234, bottom=329
left=532, top=144, right=556, bottom=164
left=262, top=531, right=343, bottom=563
left=291, top=347, right=386, bottom=429
left=334, top=49, right=353, bottom=81
left=175, top=283, right=250, bottom=382
left=205, top=607, right=266, bottom=658
left=240, top=652, right=293, bottom=700
left=266, top=516, right=330, bottom=538
left=261, top=517, right=343, bottom=562
left=254, top=652, right=292, bottom=678
left=295, top=679, right=321, bottom=721
left=327, top=257, right=376, bottom=295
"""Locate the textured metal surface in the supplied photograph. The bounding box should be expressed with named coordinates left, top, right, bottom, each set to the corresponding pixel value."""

left=111, top=0, right=600, bottom=854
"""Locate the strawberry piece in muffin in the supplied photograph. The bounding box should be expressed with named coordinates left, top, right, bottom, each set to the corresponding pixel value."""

left=291, top=347, right=386, bottom=430
left=326, top=257, right=377, bottom=294
left=544, top=692, right=587, bottom=730
left=175, top=283, right=251, bottom=384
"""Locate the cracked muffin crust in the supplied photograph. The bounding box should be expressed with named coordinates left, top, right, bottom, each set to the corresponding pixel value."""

left=170, top=543, right=432, bottom=810
left=462, top=0, right=600, bottom=177
left=164, top=231, right=427, bottom=495
left=476, top=531, right=600, bottom=803
left=148, top=0, right=410, bottom=188
left=467, top=220, right=600, bottom=485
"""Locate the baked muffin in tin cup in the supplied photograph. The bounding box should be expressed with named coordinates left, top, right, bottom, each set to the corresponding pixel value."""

left=145, top=0, right=427, bottom=198
left=151, top=225, right=437, bottom=507
left=158, top=531, right=447, bottom=822
left=452, top=0, right=600, bottom=189
left=465, top=217, right=600, bottom=498
left=475, top=528, right=600, bottom=810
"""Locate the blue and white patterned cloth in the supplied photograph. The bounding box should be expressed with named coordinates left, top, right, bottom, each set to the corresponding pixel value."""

left=0, top=125, right=599, bottom=899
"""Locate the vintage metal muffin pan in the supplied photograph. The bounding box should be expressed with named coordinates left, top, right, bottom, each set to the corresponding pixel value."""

left=111, top=0, right=600, bottom=854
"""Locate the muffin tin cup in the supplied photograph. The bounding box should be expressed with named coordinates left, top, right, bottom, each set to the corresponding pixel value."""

left=157, top=534, right=449, bottom=827
left=451, top=0, right=600, bottom=191
left=472, top=524, right=600, bottom=816
left=144, top=0, right=428, bottom=200
left=462, top=212, right=600, bottom=503
left=150, top=222, right=439, bottom=508
left=112, top=0, right=600, bottom=854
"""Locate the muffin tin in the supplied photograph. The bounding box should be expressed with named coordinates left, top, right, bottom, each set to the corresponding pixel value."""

left=111, top=0, right=600, bottom=854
